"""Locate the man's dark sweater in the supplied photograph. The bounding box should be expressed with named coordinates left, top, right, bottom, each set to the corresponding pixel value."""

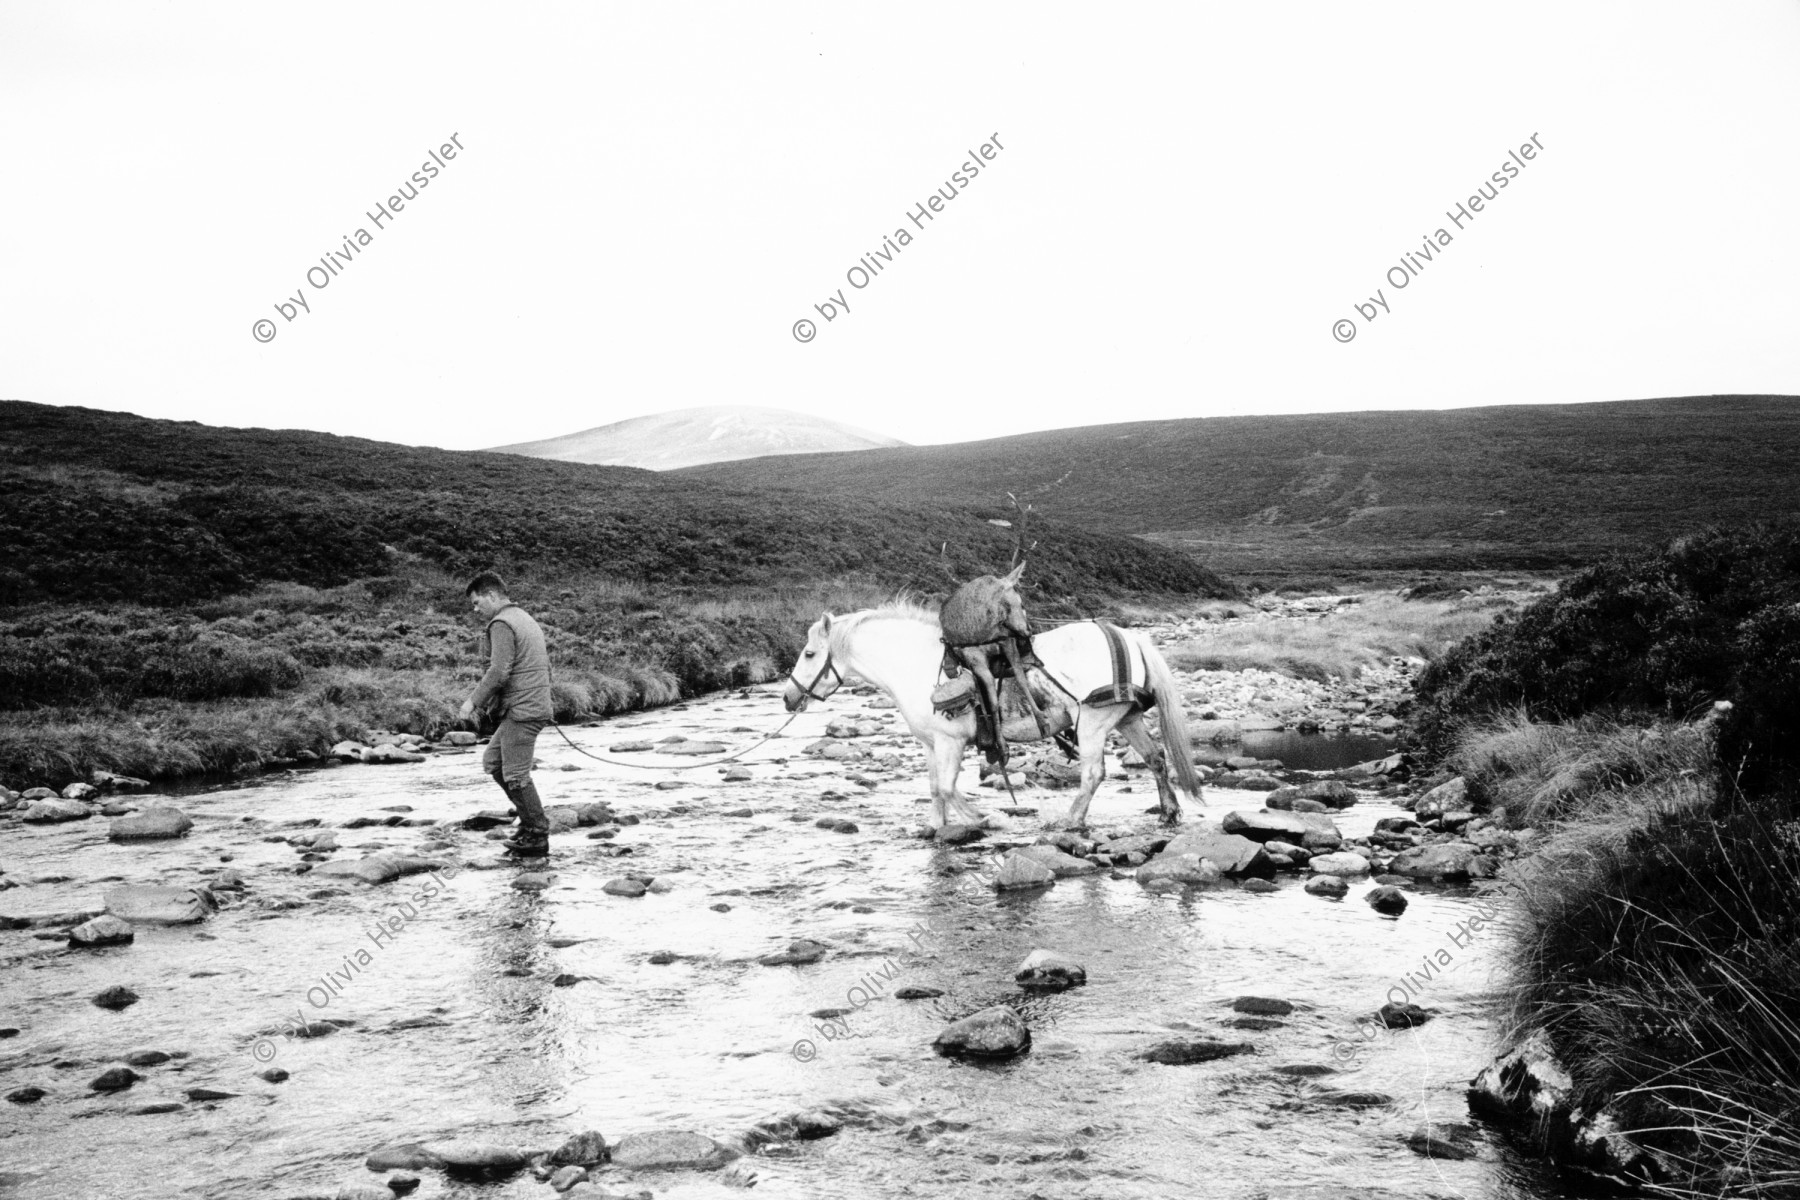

left=470, top=605, right=553, bottom=721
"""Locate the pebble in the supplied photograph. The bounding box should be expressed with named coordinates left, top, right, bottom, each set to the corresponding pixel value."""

left=1015, top=948, right=1087, bottom=990
left=92, top=985, right=140, bottom=1011
left=90, top=1066, right=139, bottom=1092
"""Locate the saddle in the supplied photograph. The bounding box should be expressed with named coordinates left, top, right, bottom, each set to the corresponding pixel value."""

left=933, top=639, right=1077, bottom=764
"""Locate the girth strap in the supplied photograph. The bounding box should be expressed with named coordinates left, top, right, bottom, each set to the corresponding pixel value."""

left=1081, top=621, right=1157, bottom=711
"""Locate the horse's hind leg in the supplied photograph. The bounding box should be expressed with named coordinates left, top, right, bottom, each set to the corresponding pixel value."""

left=1119, top=711, right=1182, bottom=825
left=1058, top=704, right=1129, bottom=830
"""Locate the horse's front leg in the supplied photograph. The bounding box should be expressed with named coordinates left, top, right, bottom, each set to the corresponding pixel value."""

left=929, top=728, right=986, bottom=828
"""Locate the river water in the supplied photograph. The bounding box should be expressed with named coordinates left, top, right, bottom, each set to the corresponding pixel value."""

left=0, top=683, right=1570, bottom=1200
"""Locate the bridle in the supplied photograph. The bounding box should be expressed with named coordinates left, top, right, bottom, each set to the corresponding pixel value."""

left=787, top=643, right=842, bottom=706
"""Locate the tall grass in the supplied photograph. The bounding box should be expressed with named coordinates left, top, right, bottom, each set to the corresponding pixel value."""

left=1165, top=593, right=1504, bottom=682
left=1457, top=712, right=1800, bottom=1196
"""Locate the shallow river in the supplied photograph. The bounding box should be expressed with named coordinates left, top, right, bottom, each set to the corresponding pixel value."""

left=1, top=685, right=1572, bottom=1200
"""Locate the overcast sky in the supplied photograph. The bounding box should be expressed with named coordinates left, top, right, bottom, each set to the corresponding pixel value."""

left=3, top=2, right=1798, bottom=450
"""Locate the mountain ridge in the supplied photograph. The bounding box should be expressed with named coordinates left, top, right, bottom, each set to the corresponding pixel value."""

left=490, top=404, right=904, bottom=470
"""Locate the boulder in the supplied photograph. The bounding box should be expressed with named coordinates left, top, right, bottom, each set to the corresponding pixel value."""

left=309, top=854, right=446, bottom=886
left=1307, top=852, right=1372, bottom=877
left=362, top=744, right=427, bottom=764
left=68, top=915, right=136, bottom=947
left=21, top=800, right=90, bottom=824
left=1414, top=776, right=1468, bottom=820
left=104, top=885, right=215, bottom=925
left=1387, top=842, right=1480, bottom=879
left=933, top=1006, right=1030, bottom=1059
left=92, top=770, right=152, bottom=793
left=61, top=782, right=98, bottom=802
left=1136, top=853, right=1224, bottom=888
left=1015, top=949, right=1086, bottom=990
left=1305, top=875, right=1348, bottom=898
left=603, top=878, right=648, bottom=898
left=610, top=1130, right=739, bottom=1171
left=108, top=807, right=193, bottom=842
left=1159, top=827, right=1272, bottom=876
left=1365, top=886, right=1409, bottom=915
left=1220, top=810, right=1315, bottom=843
left=1013, top=844, right=1100, bottom=877
left=443, top=730, right=479, bottom=746
left=547, top=1130, right=611, bottom=1166
left=1267, top=781, right=1358, bottom=809
left=414, top=1139, right=535, bottom=1180
left=90, top=1066, right=138, bottom=1091
left=992, top=851, right=1055, bottom=890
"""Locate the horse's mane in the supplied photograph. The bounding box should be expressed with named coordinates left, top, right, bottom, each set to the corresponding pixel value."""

left=863, top=596, right=941, bottom=626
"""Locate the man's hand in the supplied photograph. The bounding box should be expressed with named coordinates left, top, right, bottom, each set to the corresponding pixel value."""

left=458, top=699, right=475, bottom=724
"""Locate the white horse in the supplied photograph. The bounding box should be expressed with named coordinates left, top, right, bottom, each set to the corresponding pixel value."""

left=782, top=601, right=1201, bottom=830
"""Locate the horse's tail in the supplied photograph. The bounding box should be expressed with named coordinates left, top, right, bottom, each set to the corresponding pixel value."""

left=1141, top=637, right=1201, bottom=797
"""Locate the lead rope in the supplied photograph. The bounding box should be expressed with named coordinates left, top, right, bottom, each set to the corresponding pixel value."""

left=545, top=709, right=807, bottom=770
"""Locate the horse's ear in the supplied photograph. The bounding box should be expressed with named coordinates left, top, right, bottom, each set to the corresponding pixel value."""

left=1001, top=561, right=1026, bottom=586
left=819, top=612, right=833, bottom=632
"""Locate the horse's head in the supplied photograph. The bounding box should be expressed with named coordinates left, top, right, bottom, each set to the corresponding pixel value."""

left=783, top=612, right=843, bottom=712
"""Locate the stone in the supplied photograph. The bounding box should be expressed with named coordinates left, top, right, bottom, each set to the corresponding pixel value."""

left=610, top=1129, right=739, bottom=1171
left=1387, top=842, right=1480, bottom=879
left=92, top=770, right=152, bottom=792
left=123, top=1049, right=170, bottom=1066
left=609, top=740, right=655, bottom=752
left=259, top=1067, right=288, bottom=1083
left=443, top=730, right=479, bottom=746
left=661, top=741, right=728, bottom=756
left=549, top=1165, right=589, bottom=1191
left=61, top=782, right=98, bottom=802
left=1366, top=886, right=1408, bottom=915
left=1234, top=996, right=1294, bottom=1016
left=1135, top=853, right=1224, bottom=888
left=1015, top=948, right=1086, bottom=990
left=21, top=800, right=90, bottom=823
left=1239, top=878, right=1279, bottom=893
left=1014, top=844, right=1100, bottom=876
left=1220, top=810, right=1316, bottom=843
left=185, top=1087, right=239, bottom=1101
left=603, top=877, right=647, bottom=897
left=309, top=854, right=446, bottom=886
left=895, top=986, right=944, bottom=1000
left=93, top=985, right=140, bottom=1010
left=992, top=851, right=1055, bottom=890
left=1267, top=781, right=1358, bottom=809
left=362, top=744, right=427, bottom=765
left=1137, top=1039, right=1255, bottom=1065
left=1307, top=852, right=1372, bottom=876
left=1380, top=1001, right=1431, bottom=1028
left=364, top=1144, right=443, bottom=1172
left=512, top=872, right=556, bottom=892
left=7, top=1086, right=47, bottom=1103
left=91, top=1066, right=139, bottom=1091
left=1405, top=1122, right=1479, bottom=1160
left=108, top=806, right=194, bottom=841
left=933, top=1006, right=1030, bottom=1059
left=69, top=914, right=136, bottom=947
left=548, top=1130, right=611, bottom=1165
left=1158, top=827, right=1272, bottom=876
left=1305, top=875, right=1348, bottom=899
left=724, top=767, right=753, bottom=782
left=414, top=1139, right=535, bottom=1180
left=759, top=939, right=829, bottom=966
left=1414, top=776, right=1467, bottom=820
left=934, top=823, right=985, bottom=845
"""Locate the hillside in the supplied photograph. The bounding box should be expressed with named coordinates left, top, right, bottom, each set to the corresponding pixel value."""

left=490, top=405, right=904, bottom=470
left=0, top=401, right=1226, bottom=609
left=679, top=396, right=1800, bottom=581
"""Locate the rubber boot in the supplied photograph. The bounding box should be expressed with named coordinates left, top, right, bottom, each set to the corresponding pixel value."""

left=501, top=778, right=550, bottom=857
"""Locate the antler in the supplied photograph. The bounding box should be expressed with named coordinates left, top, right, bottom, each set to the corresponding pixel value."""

left=1006, top=492, right=1034, bottom=567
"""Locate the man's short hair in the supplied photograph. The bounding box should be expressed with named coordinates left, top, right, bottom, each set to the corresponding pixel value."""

left=465, top=571, right=508, bottom=599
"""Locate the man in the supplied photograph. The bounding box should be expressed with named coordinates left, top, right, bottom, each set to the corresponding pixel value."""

left=458, top=572, right=554, bottom=858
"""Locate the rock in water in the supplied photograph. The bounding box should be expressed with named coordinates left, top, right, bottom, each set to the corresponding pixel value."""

left=1013, top=844, right=1100, bottom=876
left=1387, top=842, right=1479, bottom=879
left=547, top=1130, right=611, bottom=1165
left=92, top=985, right=140, bottom=1010
left=1220, top=810, right=1316, bottom=843
left=1136, top=853, right=1224, bottom=889
left=1413, top=776, right=1467, bottom=819
left=414, top=1140, right=534, bottom=1181
left=1366, top=886, right=1408, bottom=915
left=603, top=877, right=647, bottom=897
left=1232, top=996, right=1294, bottom=1016
left=1305, top=876, right=1349, bottom=899
left=1307, top=852, right=1372, bottom=877
left=104, top=885, right=215, bottom=925
left=1266, top=781, right=1358, bottom=809
left=108, top=806, right=193, bottom=841
left=1137, top=1040, right=1255, bottom=1065
left=933, top=1006, right=1030, bottom=1059
left=1405, top=1122, right=1479, bottom=1160
left=21, top=800, right=89, bottom=824
left=1015, top=949, right=1086, bottom=990
left=992, top=851, right=1055, bottom=890
left=310, top=854, right=446, bottom=886
left=1157, top=827, right=1272, bottom=876
left=68, top=915, right=135, bottom=948
left=609, top=1129, right=739, bottom=1171
left=90, top=1066, right=138, bottom=1091
left=758, top=939, right=829, bottom=966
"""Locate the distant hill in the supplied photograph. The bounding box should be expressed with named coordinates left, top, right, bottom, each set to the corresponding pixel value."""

left=0, top=401, right=1228, bottom=608
left=490, top=405, right=905, bottom=470
left=680, top=396, right=1800, bottom=581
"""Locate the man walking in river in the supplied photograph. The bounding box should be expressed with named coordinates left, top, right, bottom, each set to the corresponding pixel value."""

left=458, top=572, right=554, bottom=859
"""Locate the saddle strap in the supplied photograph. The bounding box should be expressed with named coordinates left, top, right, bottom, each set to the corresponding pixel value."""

left=1080, top=621, right=1157, bottom=711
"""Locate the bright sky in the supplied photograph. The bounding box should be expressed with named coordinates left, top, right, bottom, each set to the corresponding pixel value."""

left=3, top=2, right=1798, bottom=450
